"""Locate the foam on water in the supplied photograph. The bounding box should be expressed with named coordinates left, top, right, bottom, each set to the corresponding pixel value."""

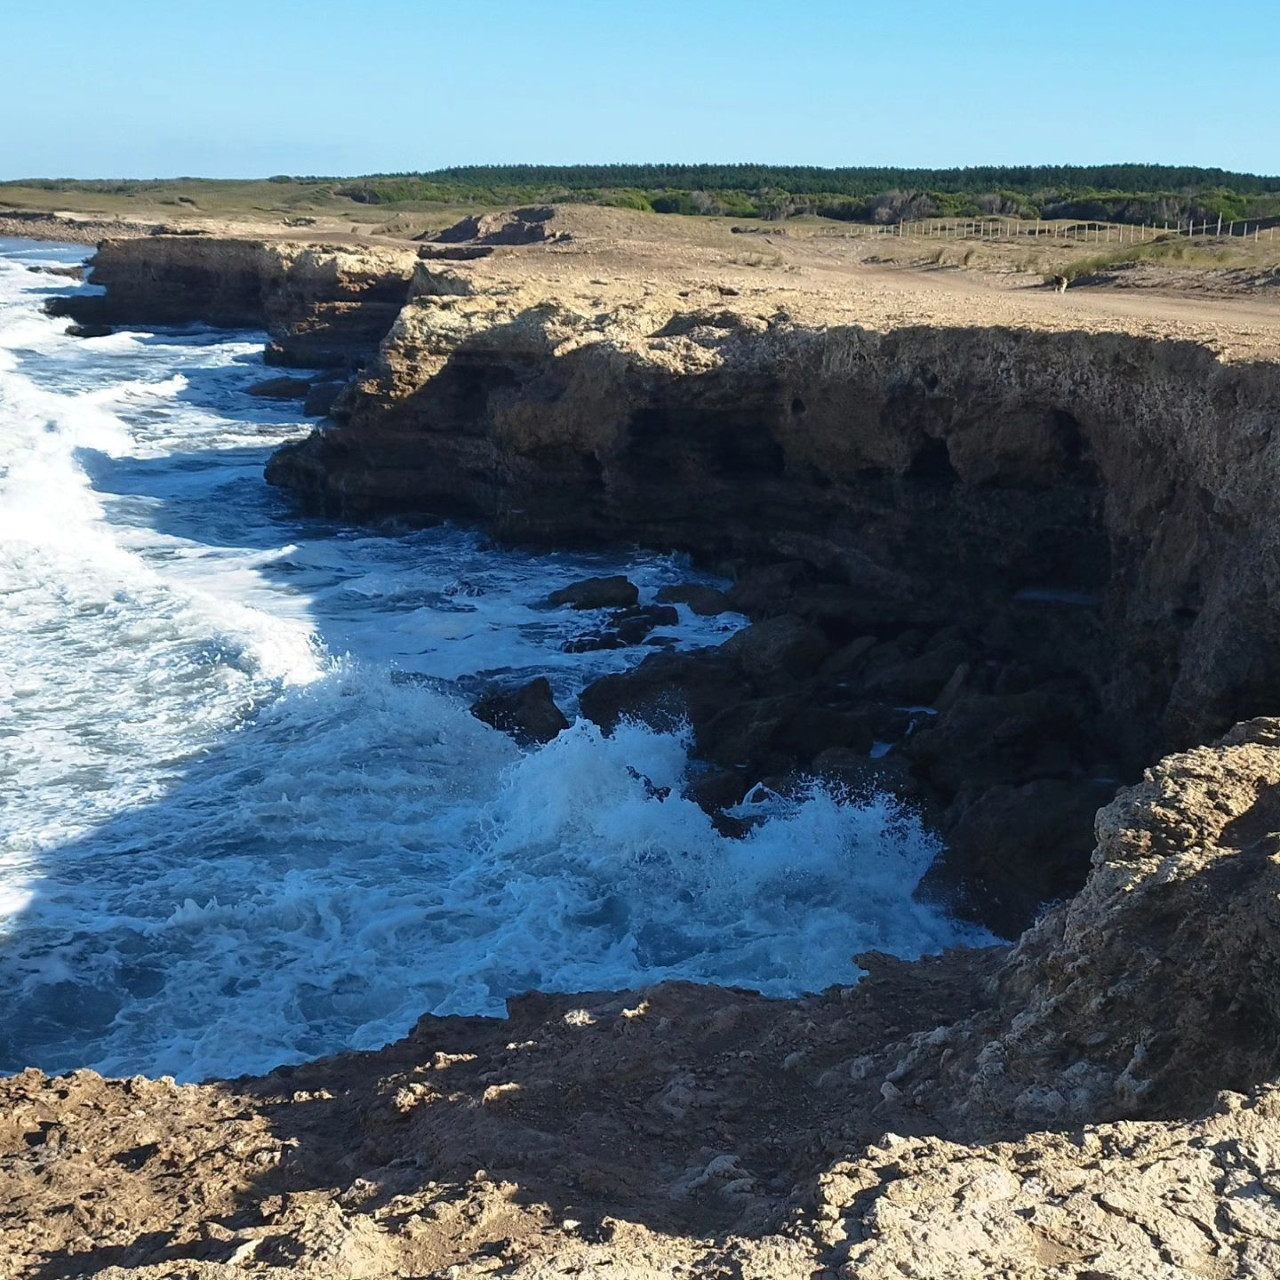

left=0, top=239, right=993, bottom=1081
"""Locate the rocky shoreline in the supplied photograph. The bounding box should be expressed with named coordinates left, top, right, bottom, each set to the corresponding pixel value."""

left=13, top=213, right=1280, bottom=1277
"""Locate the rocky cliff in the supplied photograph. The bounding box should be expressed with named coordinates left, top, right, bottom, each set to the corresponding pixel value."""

left=269, top=266, right=1280, bottom=756
left=259, top=255, right=1280, bottom=931
left=48, top=236, right=417, bottom=368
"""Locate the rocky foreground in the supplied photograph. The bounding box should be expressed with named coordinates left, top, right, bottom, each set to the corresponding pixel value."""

left=6, top=722, right=1280, bottom=1277
left=12, top=208, right=1280, bottom=1277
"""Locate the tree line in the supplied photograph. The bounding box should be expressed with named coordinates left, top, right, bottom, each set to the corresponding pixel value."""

left=331, top=163, right=1280, bottom=226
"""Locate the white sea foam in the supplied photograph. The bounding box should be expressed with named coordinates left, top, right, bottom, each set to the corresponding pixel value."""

left=0, top=239, right=993, bottom=1082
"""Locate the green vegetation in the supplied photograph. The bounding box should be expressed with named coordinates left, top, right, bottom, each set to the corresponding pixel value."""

left=327, top=164, right=1280, bottom=227
left=5, top=165, right=1279, bottom=230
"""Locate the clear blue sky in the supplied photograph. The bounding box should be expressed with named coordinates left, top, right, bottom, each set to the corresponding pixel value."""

left=5, top=0, right=1278, bottom=179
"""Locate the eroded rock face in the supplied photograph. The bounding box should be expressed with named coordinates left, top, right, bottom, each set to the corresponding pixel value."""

left=868, top=718, right=1280, bottom=1136
left=258, top=264, right=1280, bottom=931
left=266, top=275, right=1280, bottom=772
left=48, top=237, right=417, bottom=368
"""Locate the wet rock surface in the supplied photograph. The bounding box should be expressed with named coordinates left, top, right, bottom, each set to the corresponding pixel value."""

left=546, top=575, right=641, bottom=611
left=247, top=375, right=312, bottom=400
left=470, top=677, right=570, bottom=746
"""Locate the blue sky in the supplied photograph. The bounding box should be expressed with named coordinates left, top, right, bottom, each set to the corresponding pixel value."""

left=5, top=0, right=1278, bottom=178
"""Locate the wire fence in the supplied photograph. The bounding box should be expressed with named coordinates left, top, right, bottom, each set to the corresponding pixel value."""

left=862, top=217, right=1277, bottom=243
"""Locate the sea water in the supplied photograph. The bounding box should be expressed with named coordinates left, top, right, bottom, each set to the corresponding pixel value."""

left=0, top=238, right=991, bottom=1081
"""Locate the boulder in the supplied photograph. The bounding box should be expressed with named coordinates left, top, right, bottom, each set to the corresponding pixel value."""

left=861, top=637, right=972, bottom=704
left=695, top=695, right=876, bottom=777
left=248, top=375, right=312, bottom=400
left=562, top=604, right=679, bottom=653
left=471, top=677, right=569, bottom=745
left=610, top=604, right=679, bottom=644
left=810, top=748, right=931, bottom=807
left=721, top=615, right=830, bottom=684
left=724, top=562, right=813, bottom=617
left=579, top=651, right=742, bottom=736
left=818, top=635, right=878, bottom=680
left=654, top=584, right=732, bottom=616
left=547, top=575, right=639, bottom=611
left=902, top=690, right=1087, bottom=796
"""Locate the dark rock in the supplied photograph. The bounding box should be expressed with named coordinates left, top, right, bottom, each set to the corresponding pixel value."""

left=724, top=563, right=812, bottom=616
left=562, top=605, right=679, bottom=654
left=610, top=604, right=679, bottom=644
left=31, top=263, right=86, bottom=280
left=579, top=651, right=742, bottom=737
left=303, top=380, right=348, bottom=417
left=697, top=696, right=794, bottom=775
left=864, top=704, right=917, bottom=741
left=471, top=677, right=570, bottom=745
left=248, top=376, right=313, bottom=400
left=810, top=748, right=931, bottom=808
left=768, top=705, right=876, bottom=762
left=818, top=635, right=878, bottom=680
left=861, top=638, right=972, bottom=704
left=721, top=615, right=830, bottom=683
left=695, top=695, right=875, bottom=778
left=902, top=691, right=1088, bottom=796
left=562, top=633, right=628, bottom=654
left=925, top=778, right=1112, bottom=937
left=684, top=766, right=750, bottom=814
left=654, top=584, right=732, bottom=616
left=264, top=342, right=351, bottom=370
left=66, top=323, right=113, bottom=339
left=548, top=576, right=639, bottom=611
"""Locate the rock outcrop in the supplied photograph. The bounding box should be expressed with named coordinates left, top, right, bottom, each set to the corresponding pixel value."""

left=48, top=236, right=417, bottom=368
left=266, top=268, right=1280, bottom=766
